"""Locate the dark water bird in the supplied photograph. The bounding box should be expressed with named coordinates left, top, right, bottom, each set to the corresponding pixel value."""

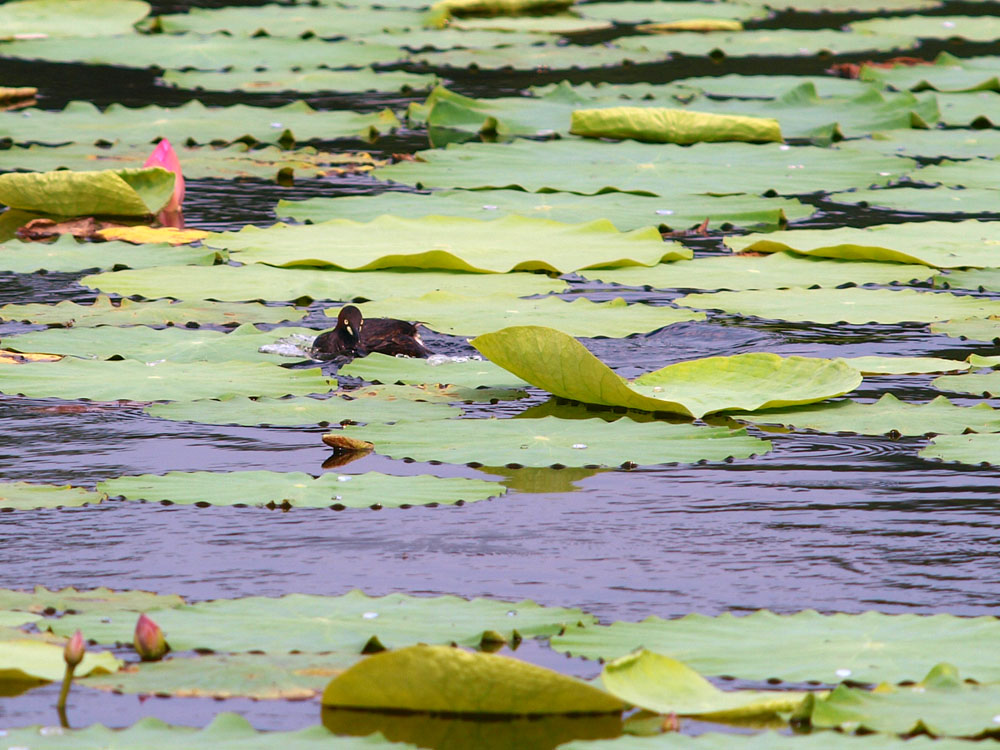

left=312, top=304, right=433, bottom=360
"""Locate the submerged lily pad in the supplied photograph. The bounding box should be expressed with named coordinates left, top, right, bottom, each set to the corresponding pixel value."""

left=472, top=326, right=861, bottom=418
left=50, top=590, right=595, bottom=652
left=341, top=353, right=529, bottom=390
left=0, top=586, right=184, bottom=615
left=0, top=481, right=104, bottom=510
left=0, top=235, right=218, bottom=274
left=211, top=215, right=684, bottom=273
left=341, top=415, right=770, bottom=467
left=551, top=610, right=1000, bottom=683
left=322, top=644, right=624, bottom=713
left=920, top=433, right=1000, bottom=465
left=0, top=639, right=121, bottom=683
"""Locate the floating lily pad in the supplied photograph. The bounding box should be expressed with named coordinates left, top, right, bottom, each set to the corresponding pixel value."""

left=0, top=295, right=304, bottom=326
left=570, top=107, right=782, bottom=145
left=0, top=0, right=150, bottom=39
left=933, top=370, right=1000, bottom=396
left=81, top=264, right=567, bottom=302
left=472, top=326, right=861, bottom=418
left=913, top=159, right=1000, bottom=192
left=50, top=590, right=595, bottom=652
left=341, top=353, right=530, bottom=390
left=850, top=128, right=1000, bottom=160
left=731, top=393, right=1000, bottom=436
left=558, top=734, right=987, bottom=749
left=341, top=415, right=770, bottom=467
left=835, top=356, right=970, bottom=375
left=323, top=644, right=625, bottom=713
left=577, top=1, right=766, bottom=24
left=99, top=470, right=502, bottom=508
left=668, top=74, right=869, bottom=99
left=828, top=186, right=1000, bottom=215
left=0, top=359, right=333, bottom=401
left=936, top=269, right=1000, bottom=295
left=276, top=190, right=810, bottom=232
left=861, top=52, right=1000, bottom=93
left=850, top=14, right=1000, bottom=41
left=0, top=639, right=121, bottom=683
left=146, top=394, right=461, bottom=427
left=767, top=0, right=939, bottom=11
left=602, top=650, right=808, bottom=719
left=616, top=29, right=915, bottom=58
left=449, top=15, right=612, bottom=32
left=0, top=235, right=218, bottom=274
left=920, top=433, right=1000, bottom=464
left=164, top=67, right=436, bottom=94
left=0, top=481, right=104, bottom=510
left=150, top=4, right=425, bottom=36
left=551, top=610, right=1000, bottom=683
left=0, top=167, right=174, bottom=218
left=930, top=316, right=1000, bottom=341
left=677, top=288, right=1000, bottom=324
left=355, top=293, right=704, bottom=337
left=0, top=586, right=184, bottom=615
left=580, top=252, right=931, bottom=291
left=211, top=215, right=682, bottom=273
left=408, top=42, right=661, bottom=69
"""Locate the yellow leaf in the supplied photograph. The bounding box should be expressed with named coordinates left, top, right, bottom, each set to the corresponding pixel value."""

left=96, top=226, right=210, bottom=245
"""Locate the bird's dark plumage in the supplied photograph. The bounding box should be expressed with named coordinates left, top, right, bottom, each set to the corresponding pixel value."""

left=312, top=305, right=433, bottom=360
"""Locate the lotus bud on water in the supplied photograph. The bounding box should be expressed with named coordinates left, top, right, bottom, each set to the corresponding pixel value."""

left=63, top=629, right=85, bottom=668
left=143, top=138, right=185, bottom=212
left=133, top=613, right=169, bottom=661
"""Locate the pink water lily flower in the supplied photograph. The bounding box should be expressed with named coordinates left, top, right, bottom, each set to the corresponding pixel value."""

left=143, top=138, right=185, bottom=212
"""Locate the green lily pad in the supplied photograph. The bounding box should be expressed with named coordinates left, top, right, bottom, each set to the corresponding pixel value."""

left=937, top=269, right=1000, bottom=293
left=0, top=0, right=149, bottom=39
left=150, top=4, right=425, bottom=36
left=407, top=42, right=662, bottom=69
left=0, top=586, right=184, bottom=615
left=577, top=1, right=766, bottom=24
left=50, top=590, right=596, bottom=652
left=835, top=356, right=971, bottom=375
left=0, top=235, right=218, bottom=274
left=616, top=28, right=915, bottom=58
left=850, top=14, right=1000, bottom=41
left=0, top=481, right=105, bottom=510
left=0, top=295, right=304, bottom=326
left=558, top=734, right=976, bottom=749
left=341, top=415, right=770, bottom=467
left=277, top=190, right=810, bottom=232
left=727, top=220, right=1000, bottom=269
left=800, top=663, right=1000, bottom=737
left=0, top=611, right=40, bottom=629
left=0, top=639, right=121, bottom=683
left=915, top=91, right=1000, bottom=128
left=211, top=215, right=682, bottom=273
left=850, top=128, right=1000, bottom=160
left=354, top=293, right=704, bottom=337
left=930, top=316, right=1000, bottom=341
left=677, top=288, right=1000, bottom=324
left=449, top=14, right=612, bottom=32
left=861, top=52, right=1000, bottom=93
left=551, top=610, right=1000, bottom=683
left=341, top=353, right=530, bottom=390
left=0, top=359, right=334, bottom=401
left=668, top=74, right=869, bottom=99
left=570, top=107, right=782, bottom=145
left=472, top=326, right=861, bottom=418
left=83, top=652, right=364, bottom=699
left=98, top=470, right=503, bottom=508
left=0, top=167, right=174, bottom=217
left=164, top=67, right=436, bottom=94
left=828, top=186, right=1000, bottom=215
left=81, top=264, right=567, bottom=303
left=146, top=394, right=461, bottom=427
left=602, top=650, right=808, bottom=719
left=920, top=433, right=1000, bottom=464
left=731, top=393, right=1000, bottom=436
left=580, top=252, right=932, bottom=291
left=933, top=370, right=1000, bottom=396
left=767, top=0, right=939, bottom=11
left=912, top=158, right=1000, bottom=192
left=322, top=644, right=625, bottom=713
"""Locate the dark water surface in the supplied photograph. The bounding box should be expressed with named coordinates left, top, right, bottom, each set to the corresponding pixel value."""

left=3, top=0, right=1000, bottom=733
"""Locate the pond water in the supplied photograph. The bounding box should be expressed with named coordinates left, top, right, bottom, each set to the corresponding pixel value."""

left=2, top=0, right=1000, bottom=736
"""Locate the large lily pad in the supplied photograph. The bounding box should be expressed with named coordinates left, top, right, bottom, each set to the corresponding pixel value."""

left=0, top=639, right=121, bottom=682
left=407, top=42, right=661, bottom=69
left=164, top=67, right=436, bottom=94
left=0, top=586, right=184, bottom=614
left=322, top=644, right=625, bottom=713
left=0, top=0, right=149, bottom=39
left=340, top=415, right=770, bottom=467
left=835, top=356, right=970, bottom=375
left=577, top=1, right=767, bottom=24
left=49, top=590, right=596, bottom=652
left=677, top=288, right=1000, bottom=324
left=849, top=128, right=1000, bottom=160
left=0, top=235, right=218, bottom=273
left=0, top=481, right=104, bottom=510
left=616, top=29, right=915, bottom=58
left=913, top=159, right=1000, bottom=192
left=0, top=167, right=174, bottom=217
left=580, top=252, right=931, bottom=291
left=920, top=433, right=1000, bottom=465
left=731, top=393, right=1000, bottom=436
left=98, top=470, right=504, bottom=508
left=850, top=14, right=1000, bottom=41
left=354, top=293, right=704, bottom=337
left=558, top=734, right=976, bottom=749
left=930, top=316, right=1000, bottom=342
left=827, top=186, right=1000, bottom=215
left=570, top=107, right=782, bottom=145
left=341, top=353, right=529, bottom=390
left=933, top=370, right=1000, bottom=396
left=0, top=295, right=304, bottom=326
left=727, top=221, right=1000, bottom=269
left=210, top=215, right=683, bottom=273
left=861, top=52, right=1000, bottom=93
left=151, top=4, right=425, bottom=36
left=551, top=610, right=1000, bottom=683
left=472, top=326, right=861, bottom=418
left=0, top=359, right=334, bottom=401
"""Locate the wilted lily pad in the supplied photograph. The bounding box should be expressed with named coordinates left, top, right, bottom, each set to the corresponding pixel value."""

left=341, top=354, right=529, bottom=390
left=0, top=481, right=104, bottom=510
left=341, top=415, right=770, bottom=467
left=50, top=590, right=595, bottom=653
left=0, top=639, right=121, bottom=683
left=98, top=470, right=502, bottom=508
left=0, top=167, right=175, bottom=218
left=0, top=586, right=184, bottom=615
left=920, top=433, right=1000, bottom=465
left=323, top=644, right=624, bottom=713
left=472, top=326, right=861, bottom=418
left=551, top=610, right=1000, bottom=683
left=570, top=107, right=782, bottom=145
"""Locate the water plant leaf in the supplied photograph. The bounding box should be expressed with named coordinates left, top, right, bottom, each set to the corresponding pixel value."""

left=472, top=326, right=861, bottom=418
left=450, top=15, right=612, bottom=32
left=341, top=415, right=770, bottom=467
left=616, top=29, right=915, bottom=58
left=580, top=252, right=932, bottom=291
left=0, top=167, right=175, bottom=217
left=0, top=639, right=121, bottom=683
left=50, top=590, right=595, bottom=652
left=0, top=359, right=333, bottom=401
left=408, top=42, right=662, bottom=69
left=556, top=735, right=990, bottom=749
left=861, top=52, right=1000, bottom=93
left=146, top=394, right=461, bottom=427
left=0, top=586, right=184, bottom=615
left=210, top=215, right=681, bottom=273
left=667, top=74, right=868, bottom=99
left=850, top=14, right=1000, bottom=42
left=0, top=0, right=150, bottom=39
left=577, top=2, right=767, bottom=24
left=727, top=220, right=1000, bottom=269
left=570, top=107, right=782, bottom=144
left=164, top=67, right=436, bottom=94
left=0, top=295, right=304, bottom=326
left=341, top=353, right=529, bottom=389
left=151, top=4, right=425, bottom=36
left=930, top=316, right=1000, bottom=342
left=98, top=470, right=502, bottom=508
left=835, top=356, right=970, bottom=375
left=851, top=128, right=1000, bottom=160
left=322, top=644, right=624, bottom=713
left=920, top=433, right=1000, bottom=464
left=601, top=650, right=808, bottom=719
left=81, top=264, right=567, bottom=302
left=828, top=186, right=1000, bottom=215
left=551, top=610, right=1000, bottom=683
left=731, top=393, right=1000, bottom=436
left=277, top=190, right=810, bottom=232
left=677, top=288, right=1000, bottom=324
left=354, top=293, right=704, bottom=337
left=933, top=370, right=1000, bottom=396
left=0, top=481, right=104, bottom=510
left=913, top=159, right=1000, bottom=192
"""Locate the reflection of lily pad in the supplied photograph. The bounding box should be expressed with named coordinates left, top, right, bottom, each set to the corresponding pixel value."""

left=478, top=465, right=601, bottom=493
left=341, top=353, right=529, bottom=390
left=98, top=470, right=502, bottom=508
left=0, top=481, right=105, bottom=510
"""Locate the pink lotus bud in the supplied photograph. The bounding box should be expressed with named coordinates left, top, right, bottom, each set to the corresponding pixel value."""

left=63, top=630, right=85, bottom=668
left=143, top=138, right=185, bottom=212
left=133, top=613, right=169, bottom=661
